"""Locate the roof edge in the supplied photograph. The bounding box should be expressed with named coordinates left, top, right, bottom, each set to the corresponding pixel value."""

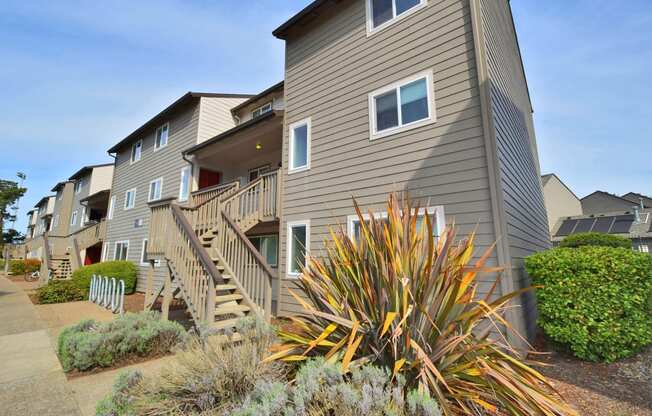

left=230, top=81, right=284, bottom=114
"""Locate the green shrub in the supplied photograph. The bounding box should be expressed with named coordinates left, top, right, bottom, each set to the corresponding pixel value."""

left=526, top=246, right=652, bottom=362
left=96, top=319, right=442, bottom=416
left=9, top=259, right=41, bottom=275
left=37, top=280, right=86, bottom=304
left=72, top=261, right=138, bottom=295
left=559, top=232, right=631, bottom=249
left=57, top=311, right=186, bottom=372
left=0, top=259, right=5, bottom=269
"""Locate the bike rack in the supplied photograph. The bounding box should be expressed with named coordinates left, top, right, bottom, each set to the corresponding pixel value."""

left=89, top=274, right=125, bottom=315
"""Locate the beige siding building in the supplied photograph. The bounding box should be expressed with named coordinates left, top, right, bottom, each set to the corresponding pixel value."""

left=541, top=174, right=582, bottom=235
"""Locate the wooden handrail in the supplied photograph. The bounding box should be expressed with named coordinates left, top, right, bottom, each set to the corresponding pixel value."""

left=191, top=181, right=240, bottom=208
left=170, top=204, right=225, bottom=286
left=221, top=211, right=276, bottom=278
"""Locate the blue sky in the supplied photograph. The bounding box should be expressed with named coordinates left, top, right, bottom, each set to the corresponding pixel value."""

left=2, top=0, right=651, bottom=233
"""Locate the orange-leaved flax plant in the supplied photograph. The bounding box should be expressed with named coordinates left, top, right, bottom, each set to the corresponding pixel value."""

left=268, top=194, right=576, bottom=416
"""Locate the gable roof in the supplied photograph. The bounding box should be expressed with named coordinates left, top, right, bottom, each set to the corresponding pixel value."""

left=541, top=173, right=580, bottom=200
left=107, top=92, right=254, bottom=154
left=580, top=190, right=634, bottom=204
left=34, top=196, right=55, bottom=208
left=51, top=181, right=72, bottom=192
left=230, top=81, right=284, bottom=114
left=621, top=192, right=652, bottom=208
left=69, top=163, right=114, bottom=181
left=273, top=0, right=329, bottom=40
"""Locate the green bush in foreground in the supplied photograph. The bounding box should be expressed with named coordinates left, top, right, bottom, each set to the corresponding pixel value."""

left=37, top=280, right=86, bottom=304
left=58, top=311, right=186, bottom=372
left=559, top=232, right=631, bottom=249
left=526, top=246, right=652, bottom=362
left=9, top=259, right=41, bottom=275
left=72, top=261, right=138, bottom=295
left=96, top=318, right=442, bottom=416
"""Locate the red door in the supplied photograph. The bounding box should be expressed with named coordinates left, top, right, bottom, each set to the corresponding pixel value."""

left=199, top=168, right=221, bottom=189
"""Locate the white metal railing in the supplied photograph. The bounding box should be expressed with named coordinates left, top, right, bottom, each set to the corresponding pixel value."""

left=89, top=274, right=125, bottom=315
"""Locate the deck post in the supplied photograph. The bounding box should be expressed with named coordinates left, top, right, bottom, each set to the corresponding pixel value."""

left=144, top=260, right=155, bottom=311
left=161, top=266, right=172, bottom=320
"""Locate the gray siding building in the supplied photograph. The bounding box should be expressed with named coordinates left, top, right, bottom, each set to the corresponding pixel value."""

left=272, top=0, right=548, bottom=343
left=104, top=92, right=251, bottom=291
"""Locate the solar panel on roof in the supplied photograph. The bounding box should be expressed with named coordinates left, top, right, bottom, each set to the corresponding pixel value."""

left=591, top=216, right=615, bottom=233
left=609, top=215, right=635, bottom=234
left=555, top=219, right=578, bottom=237
left=573, top=218, right=596, bottom=234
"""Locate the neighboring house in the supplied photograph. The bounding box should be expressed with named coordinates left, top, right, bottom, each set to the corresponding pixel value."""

left=142, top=0, right=549, bottom=347
left=541, top=174, right=582, bottom=236
left=104, top=92, right=252, bottom=292
left=35, top=196, right=56, bottom=236
left=581, top=191, right=640, bottom=215
left=621, top=192, right=652, bottom=209
left=49, top=181, right=75, bottom=237
left=25, top=209, right=37, bottom=239
left=551, top=208, right=652, bottom=253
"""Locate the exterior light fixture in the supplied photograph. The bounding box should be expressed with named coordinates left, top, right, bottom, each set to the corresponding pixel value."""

left=256, top=142, right=262, bottom=150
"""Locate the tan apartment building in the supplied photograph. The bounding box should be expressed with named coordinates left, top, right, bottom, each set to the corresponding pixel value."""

left=138, top=0, right=549, bottom=347
left=541, top=173, right=582, bottom=236
left=103, top=92, right=252, bottom=292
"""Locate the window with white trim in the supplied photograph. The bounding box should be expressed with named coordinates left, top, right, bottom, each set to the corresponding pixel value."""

left=124, top=188, right=136, bottom=210
left=53, top=214, right=60, bottom=228
left=80, top=207, right=86, bottom=227
left=74, top=180, right=83, bottom=194
left=131, top=140, right=142, bottom=163
left=140, top=239, right=149, bottom=265
left=347, top=206, right=445, bottom=241
left=148, top=178, right=163, bottom=202
left=640, top=244, right=649, bottom=253
left=70, top=210, right=78, bottom=226
left=287, top=220, right=310, bottom=276
left=252, top=102, right=273, bottom=119
left=249, top=234, right=278, bottom=267
left=101, top=242, right=110, bottom=262
left=289, top=118, right=311, bottom=173
left=108, top=195, right=116, bottom=220
left=114, top=241, right=129, bottom=261
left=366, top=0, right=426, bottom=33
left=178, top=166, right=191, bottom=202
left=369, top=70, right=436, bottom=139
left=155, top=123, right=169, bottom=150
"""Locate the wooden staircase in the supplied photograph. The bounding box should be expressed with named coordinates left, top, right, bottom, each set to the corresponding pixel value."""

left=146, top=171, right=279, bottom=335
left=50, top=257, right=72, bottom=279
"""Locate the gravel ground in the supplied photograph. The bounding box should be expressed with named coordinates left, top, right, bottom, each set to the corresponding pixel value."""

left=533, top=342, right=652, bottom=416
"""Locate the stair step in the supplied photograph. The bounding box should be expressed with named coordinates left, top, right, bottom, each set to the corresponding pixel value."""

left=215, top=293, right=243, bottom=302
left=215, top=284, right=237, bottom=292
left=211, top=318, right=240, bottom=330
left=215, top=304, right=250, bottom=316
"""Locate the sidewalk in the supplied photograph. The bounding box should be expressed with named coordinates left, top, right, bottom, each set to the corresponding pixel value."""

left=0, top=276, right=82, bottom=415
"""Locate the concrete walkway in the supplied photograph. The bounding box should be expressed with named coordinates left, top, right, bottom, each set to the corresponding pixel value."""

left=0, top=276, right=82, bottom=415
left=0, top=275, right=175, bottom=416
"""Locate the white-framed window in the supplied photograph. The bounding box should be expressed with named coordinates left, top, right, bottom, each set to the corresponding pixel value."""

left=48, top=218, right=54, bottom=232
left=252, top=102, right=273, bottom=119
left=155, top=123, right=169, bottom=150
left=640, top=244, right=649, bottom=253
left=101, top=242, right=110, bottom=262
left=80, top=207, right=86, bottom=227
left=74, top=180, right=83, bottom=194
left=347, top=206, right=445, bottom=241
left=70, top=210, right=78, bottom=226
left=287, top=220, right=310, bottom=277
left=57, top=191, right=63, bottom=201
left=134, top=218, right=144, bottom=228
left=368, top=70, right=436, bottom=140
left=140, top=239, right=149, bottom=265
left=249, top=234, right=279, bottom=267
left=107, top=195, right=116, bottom=220
left=178, top=166, right=191, bottom=202
left=148, top=178, right=163, bottom=202
left=366, top=0, right=427, bottom=34
left=131, top=140, right=142, bottom=163
left=114, top=241, right=129, bottom=261
left=289, top=118, right=311, bottom=173
left=53, top=214, right=60, bottom=228
left=124, top=188, right=137, bottom=210
left=248, top=164, right=271, bottom=182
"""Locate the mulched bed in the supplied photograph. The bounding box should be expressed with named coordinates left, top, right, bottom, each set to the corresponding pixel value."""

left=531, top=337, right=652, bottom=416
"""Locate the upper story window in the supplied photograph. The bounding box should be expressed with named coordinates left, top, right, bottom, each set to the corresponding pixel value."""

left=57, top=191, right=63, bottom=201
left=252, top=102, right=273, bottom=119
left=74, top=180, right=83, bottom=194
left=108, top=195, right=116, bottom=220
left=178, top=166, right=191, bottom=202
left=148, top=178, right=163, bottom=202
left=289, top=118, right=311, bottom=173
left=131, top=140, right=142, bottom=163
left=367, top=0, right=427, bottom=33
left=70, top=210, right=78, bottom=226
left=369, top=70, right=436, bottom=140
left=155, top=123, right=169, bottom=150
left=124, top=188, right=136, bottom=210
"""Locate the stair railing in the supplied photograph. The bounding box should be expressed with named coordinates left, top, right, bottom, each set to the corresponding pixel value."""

left=183, top=181, right=241, bottom=237
left=214, top=211, right=274, bottom=319
left=222, top=170, right=279, bottom=230
left=190, top=181, right=239, bottom=207
left=74, top=219, right=107, bottom=251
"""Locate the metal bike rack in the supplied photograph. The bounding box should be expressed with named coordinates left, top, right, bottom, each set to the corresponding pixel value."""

left=89, top=274, right=125, bottom=315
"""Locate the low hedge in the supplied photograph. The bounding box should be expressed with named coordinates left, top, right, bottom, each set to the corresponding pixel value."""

left=71, top=261, right=138, bottom=295
left=37, top=280, right=86, bottom=304
left=559, top=232, right=631, bottom=249
left=57, top=312, right=187, bottom=372
left=9, top=259, right=41, bottom=275
left=526, top=246, right=652, bottom=362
